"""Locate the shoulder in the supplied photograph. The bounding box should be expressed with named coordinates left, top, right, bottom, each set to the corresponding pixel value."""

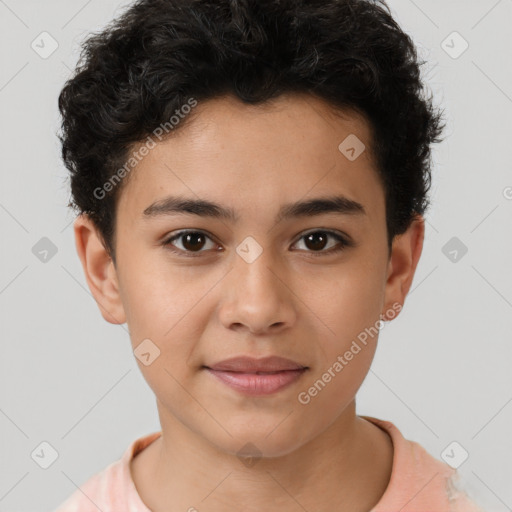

left=362, top=416, right=485, bottom=512
left=52, top=458, right=124, bottom=512
left=52, top=432, right=161, bottom=512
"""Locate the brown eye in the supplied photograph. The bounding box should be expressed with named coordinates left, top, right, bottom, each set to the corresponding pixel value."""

left=180, top=232, right=206, bottom=251
left=292, top=230, right=351, bottom=256
left=163, top=230, right=218, bottom=256
left=304, top=232, right=329, bottom=251
left=163, top=229, right=352, bottom=259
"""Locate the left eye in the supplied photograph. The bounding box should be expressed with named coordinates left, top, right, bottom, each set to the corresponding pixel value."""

left=291, top=230, right=349, bottom=255
left=163, top=229, right=350, bottom=257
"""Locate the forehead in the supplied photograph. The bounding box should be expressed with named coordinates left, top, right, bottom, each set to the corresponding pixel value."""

left=117, top=93, right=384, bottom=225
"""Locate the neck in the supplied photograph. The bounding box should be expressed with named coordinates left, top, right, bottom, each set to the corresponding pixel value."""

left=131, top=401, right=393, bottom=512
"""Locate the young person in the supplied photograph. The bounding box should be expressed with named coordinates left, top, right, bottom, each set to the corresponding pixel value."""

left=54, top=0, right=484, bottom=510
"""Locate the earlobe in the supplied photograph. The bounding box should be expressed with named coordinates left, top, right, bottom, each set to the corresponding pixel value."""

left=381, top=215, right=425, bottom=321
left=73, top=214, right=126, bottom=325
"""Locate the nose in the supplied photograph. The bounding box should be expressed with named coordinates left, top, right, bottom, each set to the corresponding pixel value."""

left=218, top=245, right=297, bottom=335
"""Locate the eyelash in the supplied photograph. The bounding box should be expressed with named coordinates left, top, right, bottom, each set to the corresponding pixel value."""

left=162, top=229, right=352, bottom=258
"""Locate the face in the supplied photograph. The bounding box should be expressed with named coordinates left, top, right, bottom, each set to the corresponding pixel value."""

left=75, top=92, right=423, bottom=458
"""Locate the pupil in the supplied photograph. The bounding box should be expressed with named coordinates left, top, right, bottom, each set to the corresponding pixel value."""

left=306, top=232, right=327, bottom=251
left=183, top=233, right=204, bottom=251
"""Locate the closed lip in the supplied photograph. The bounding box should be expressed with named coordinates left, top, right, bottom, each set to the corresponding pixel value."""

left=204, top=355, right=308, bottom=373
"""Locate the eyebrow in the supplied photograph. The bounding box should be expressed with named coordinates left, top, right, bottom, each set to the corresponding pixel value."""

left=143, top=195, right=366, bottom=222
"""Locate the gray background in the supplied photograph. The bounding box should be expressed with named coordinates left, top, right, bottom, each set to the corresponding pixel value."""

left=1, top=0, right=511, bottom=510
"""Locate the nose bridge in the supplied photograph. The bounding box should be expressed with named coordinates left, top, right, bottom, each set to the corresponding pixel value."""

left=219, top=236, right=295, bottom=332
left=234, top=237, right=282, bottom=301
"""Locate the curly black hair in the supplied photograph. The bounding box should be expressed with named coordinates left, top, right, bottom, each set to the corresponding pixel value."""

left=58, top=0, right=446, bottom=262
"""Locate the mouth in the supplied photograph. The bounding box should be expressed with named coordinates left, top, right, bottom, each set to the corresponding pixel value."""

left=205, top=355, right=307, bottom=373
left=203, top=355, right=309, bottom=396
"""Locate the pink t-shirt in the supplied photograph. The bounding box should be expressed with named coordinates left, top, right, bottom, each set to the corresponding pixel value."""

left=53, top=416, right=484, bottom=512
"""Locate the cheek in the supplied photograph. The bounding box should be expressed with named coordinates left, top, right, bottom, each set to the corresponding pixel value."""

left=296, top=275, right=380, bottom=418
left=308, top=257, right=386, bottom=342
left=313, top=349, right=375, bottom=418
left=117, top=245, right=199, bottom=333
left=116, top=249, right=218, bottom=377
left=117, top=262, right=205, bottom=406
left=299, top=252, right=385, bottom=402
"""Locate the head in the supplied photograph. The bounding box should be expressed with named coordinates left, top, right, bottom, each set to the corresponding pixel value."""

left=58, top=0, right=445, bottom=457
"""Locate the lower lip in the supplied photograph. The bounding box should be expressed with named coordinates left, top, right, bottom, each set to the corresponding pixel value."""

left=205, top=368, right=307, bottom=396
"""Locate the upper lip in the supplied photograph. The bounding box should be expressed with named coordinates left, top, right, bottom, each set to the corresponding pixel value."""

left=205, top=356, right=307, bottom=373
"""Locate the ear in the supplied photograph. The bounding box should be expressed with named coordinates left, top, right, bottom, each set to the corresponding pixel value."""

left=73, top=214, right=126, bottom=325
left=381, top=215, right=425, bottom=321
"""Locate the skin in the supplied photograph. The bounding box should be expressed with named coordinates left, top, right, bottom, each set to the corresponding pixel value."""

left=74, top=92, right=424, bottom=512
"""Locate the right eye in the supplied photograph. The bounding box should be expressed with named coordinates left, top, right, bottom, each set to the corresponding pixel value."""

left=162, top=230, right=221, bottom=257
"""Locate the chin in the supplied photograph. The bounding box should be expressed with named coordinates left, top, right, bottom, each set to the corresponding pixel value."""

left=207, top=421, right=313, bottom=460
